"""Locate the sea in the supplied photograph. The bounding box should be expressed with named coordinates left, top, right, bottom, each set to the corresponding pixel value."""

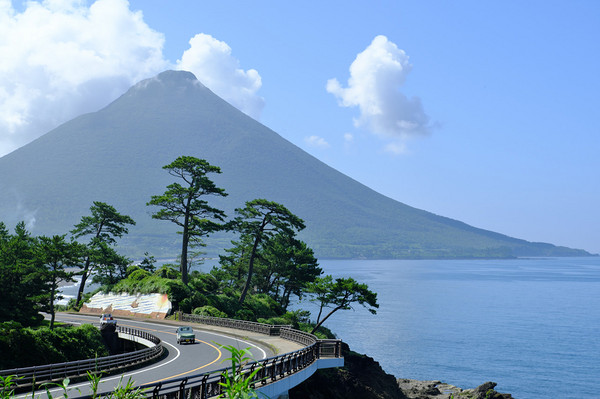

left=301, top=257, right=600, bottom=399
left=60, top=256, right=600, bottom=398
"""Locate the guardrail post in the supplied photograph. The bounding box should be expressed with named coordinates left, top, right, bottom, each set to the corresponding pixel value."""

left=200, top=374, right=209, bottom=399
left=152, top=382, right=162, bottom=398
left=178, top=377, right=187, bottom=399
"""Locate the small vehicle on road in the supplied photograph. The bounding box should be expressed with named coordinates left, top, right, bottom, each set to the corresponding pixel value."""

left=100, top=313, right=117, bottom=326
left=176, top=326, right=195, bottom=345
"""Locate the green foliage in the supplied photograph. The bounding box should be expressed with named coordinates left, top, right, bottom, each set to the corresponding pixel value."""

left=42, top=377, right=76, bottom=399
left=232, top=199, right=305, bottom=305
left=178, top=291, right=207, bottom=314
left=138, top=252, right=156, bottom=273
left=105, top=376, right=147, bottom=399
left=256, top=233, right=322, bottom=310
left=308, top=276, right=379, bottom=334
left=71, top=202, right=136, bottom=246
left=189, top=271, right=220, bottom=293
left=154, top=264, right=180, bottom=279
left=193, top=306, right=227, bottom=318
left=0, top=222, right=47, bottom=326
left=70, top=202, right=135, bottom=307
left=0, top=323, right=108, bottom=369
left=0, top=374, right=21, bottom=399
left=36, top=234, right=84, bottom=328
left=258, top=309, right=311, bottom=329
left=39, top=375, right=146, bottom=399
left=147, top=156, right=228, bottom=285
left=217, top=345, right=265, bottom=399
left=210, top=293, right=241, bottom=317
left=240, top=294, right=281, bottom=320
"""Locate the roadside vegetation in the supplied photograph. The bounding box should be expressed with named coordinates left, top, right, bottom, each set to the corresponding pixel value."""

left=0, top=156, right=378, bottom=371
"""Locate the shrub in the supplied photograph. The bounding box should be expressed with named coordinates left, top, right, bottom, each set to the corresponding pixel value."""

left=241, top=294, right=280, bottom=320
left=0, top=323, right=108, bottom=369
left=193, top=306, right=227, bottom=318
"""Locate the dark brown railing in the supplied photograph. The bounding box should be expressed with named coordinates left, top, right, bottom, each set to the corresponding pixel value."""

left=0, top=326, right=163, bottom=388
left=1, top=315, right=342, bottom=398
left=113, top=314, right=343, bottom=399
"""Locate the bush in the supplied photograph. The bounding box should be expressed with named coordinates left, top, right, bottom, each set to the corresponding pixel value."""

left=209, top=293, right=240, bottom=317
left=0, top=323, right=108, bottom=369
left=193, top=306, right=227, bottom=318
left=234, top=309, right=254, bottom=321
left=241, top=294, right=281, bottom=320
left=257, top=317, right=289, bottom=325
left=179, top=292, right=207, bottom=314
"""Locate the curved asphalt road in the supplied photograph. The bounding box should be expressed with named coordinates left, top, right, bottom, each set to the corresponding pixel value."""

left=23, top=313, right=272, bottom=398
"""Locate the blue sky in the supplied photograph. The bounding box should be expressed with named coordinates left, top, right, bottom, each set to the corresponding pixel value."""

left=1, top=0, right=599, bottom=254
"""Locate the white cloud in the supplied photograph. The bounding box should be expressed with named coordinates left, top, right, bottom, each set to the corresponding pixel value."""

left=176, top=33, right=265, bottom=120
left=0, top=1, right=266, bottom=158
left=343, top=133, right=354, bottom=143
left=305, top=135, right=330, bottom=149
left=384, top=141, right=407, bottom=155
left=327, top=35, right=430, bottom=143
left=0, top=0, right=169, bottom=157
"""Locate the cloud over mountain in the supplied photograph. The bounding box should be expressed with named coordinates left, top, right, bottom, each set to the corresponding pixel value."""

left=176, top=34, right=265, bottom=120
left=0, top=0, right=264, bottom=157
left=0, top=0, right=168, bottom=156
left=327, top=35, right=431, bottom=150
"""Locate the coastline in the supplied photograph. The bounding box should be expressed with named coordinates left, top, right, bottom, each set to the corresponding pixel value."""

left=397, top=379, right=513, bottom=399
left=290, top=342, right=514, bottom=399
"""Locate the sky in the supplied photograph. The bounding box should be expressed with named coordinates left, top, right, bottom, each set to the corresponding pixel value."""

left=1, top=0, right=599, bottom=254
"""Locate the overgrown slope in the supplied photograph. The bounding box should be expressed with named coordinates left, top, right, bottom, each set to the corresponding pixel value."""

left=0, top=71, right=590, bottom=259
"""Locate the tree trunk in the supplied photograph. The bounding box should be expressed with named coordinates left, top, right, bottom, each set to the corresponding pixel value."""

left=75, top=258, right=90, bottom=307
left=181, top=230, right=189, bottom=285
left=50, top=283, right=56, bottom=330
left=180, top=193, right=194, bottom=286
left=310, top=305, right=343, bottom=334
left=239, top=235, right=261, bottom=304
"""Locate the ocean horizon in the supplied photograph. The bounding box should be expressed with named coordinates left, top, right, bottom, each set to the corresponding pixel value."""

left=59, top=256, right=600, bottom=398
left=304, top=257, right=600, bottom=399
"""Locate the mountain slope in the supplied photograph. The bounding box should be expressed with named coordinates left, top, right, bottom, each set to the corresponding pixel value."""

left=0, top=71, right=590, bottom=259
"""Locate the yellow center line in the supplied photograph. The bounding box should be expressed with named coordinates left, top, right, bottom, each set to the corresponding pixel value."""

left=147, top=340, right=223, bottom=384
left=118, top=323, right=224, bottom=383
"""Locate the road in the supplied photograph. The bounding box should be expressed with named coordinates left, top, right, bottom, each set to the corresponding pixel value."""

left=19, top=313, right=274, bottom=398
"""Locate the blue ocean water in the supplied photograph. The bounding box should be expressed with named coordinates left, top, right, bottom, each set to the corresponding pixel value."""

left=303, top=257, right=600, bottom=399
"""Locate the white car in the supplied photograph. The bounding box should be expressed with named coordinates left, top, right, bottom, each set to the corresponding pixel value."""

left=100, top=313, right=117, bottom=326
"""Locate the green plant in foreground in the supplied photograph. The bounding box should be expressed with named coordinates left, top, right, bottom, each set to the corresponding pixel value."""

left=106, top=376, right=146, bottom=399
left=217, top=344, right=266, bottom=399
left=86, top=371, right=102, bottom=399
left=42, top=378, right=78, bottom=399
left=0, top=375, right=21, bottom=399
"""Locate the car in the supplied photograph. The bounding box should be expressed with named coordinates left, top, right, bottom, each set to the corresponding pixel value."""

left=100, top=313, right=117, bottom=326
left=176, top=326, right=195, bottom=345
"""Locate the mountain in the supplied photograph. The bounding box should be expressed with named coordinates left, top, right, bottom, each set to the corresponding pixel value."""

left=0, top=70, right=591, bottom=259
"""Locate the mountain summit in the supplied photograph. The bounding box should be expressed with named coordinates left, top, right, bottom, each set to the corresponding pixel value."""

left=0, top=71, right=590, bottom=258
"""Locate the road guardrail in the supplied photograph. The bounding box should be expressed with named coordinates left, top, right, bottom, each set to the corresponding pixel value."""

left=0, top=326, right=163, bottom=388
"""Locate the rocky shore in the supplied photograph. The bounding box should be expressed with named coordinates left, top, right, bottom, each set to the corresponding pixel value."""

left=290, top=343, right=513, bottom=399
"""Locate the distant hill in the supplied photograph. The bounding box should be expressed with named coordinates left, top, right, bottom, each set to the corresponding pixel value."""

left=0, top=70, right=591, bottom=259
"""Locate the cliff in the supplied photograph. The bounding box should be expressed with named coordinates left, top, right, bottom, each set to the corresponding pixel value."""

left=290, top=343, right=513, bottom=399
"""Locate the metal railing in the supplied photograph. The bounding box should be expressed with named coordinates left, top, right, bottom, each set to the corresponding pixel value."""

left=117, top=344, right=321, bottom=399
left=76, top=335, right=340, bottom=399
left=1, top=315, right=343, bottom=398
left=0, top=326, right=163, bottom=388
left=179, top=313, right=292, bottom=336
left=95, top=313, right=341, bottom=399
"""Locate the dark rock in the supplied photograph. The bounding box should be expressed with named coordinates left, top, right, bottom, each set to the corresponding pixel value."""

left=472, top=381, right=513, bottom=399
left=475, top=381, right=497, bottom=395
left=290, top=343, right=514, bottom=399
left=289, top=342, right=408, bottom=399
